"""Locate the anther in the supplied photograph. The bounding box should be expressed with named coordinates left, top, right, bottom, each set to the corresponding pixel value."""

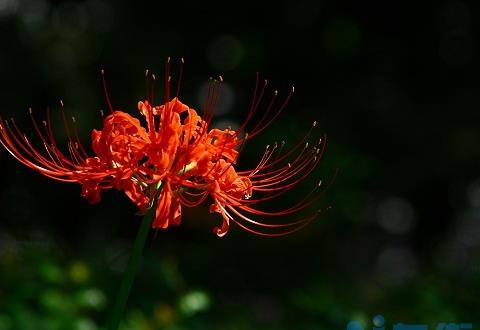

left=28, top=107, right=33, bottom=114
left=317, top=180, right=322, bottom=187
left=180, top=58, right=185, bottom=63
left=71, top=116, right=76, bottom=123
left=312, top=121, right=317, bottom=127
left=60, top=100, right=64, bottom=107
left=266, top=144, right=270, bottom=150
left=42, top=120, right=47, bottom=127
left=167, top=57, right=171, bottom=63
left=305, top=142, right=309, bottom=149
left=219, top=76, right=224, bottom=82
left=145, top=69, right=149, bottom=76
left=152, top=74, right=157, bottom=81
left=101, top=69, right=105, bottom=75
left=99, top=109, right=104, bottom=117
left=287, top=163, right=291, bottom=168
left=274, top=90, right=278, bottom=96
left=291, top=86, right=295, bottom=93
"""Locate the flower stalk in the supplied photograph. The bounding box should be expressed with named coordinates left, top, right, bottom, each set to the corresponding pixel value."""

left=107, top=204, right=155, bottom=330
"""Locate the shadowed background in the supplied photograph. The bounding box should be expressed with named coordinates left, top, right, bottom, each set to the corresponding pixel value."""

left=0, top=1, right=479, bottom=329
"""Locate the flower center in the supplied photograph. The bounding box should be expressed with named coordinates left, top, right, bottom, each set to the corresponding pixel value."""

left=177, top=161, right=197, bottom=175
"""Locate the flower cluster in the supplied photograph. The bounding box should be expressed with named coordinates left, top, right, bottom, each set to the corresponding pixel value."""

left=0, top=66, right=326, bottom=236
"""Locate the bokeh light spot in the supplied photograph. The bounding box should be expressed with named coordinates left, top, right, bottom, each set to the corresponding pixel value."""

left=179, top=290, right=210, bottom=316
left=347, top=320, right=364, bottom=330
left=372, top=314, right=385, bottom=327
left=376, top=247, right=417, bottom=286
left=377, top=197, right=415, bottom=234
left=69, top=261, right=91, bottom=284
left=77, top=288, right=106, bottom=309
left=0, top=0, right=18, bottom=18
left=207, top=35, right=245, bottom=71
left=73, top=318, right=97, bottom=330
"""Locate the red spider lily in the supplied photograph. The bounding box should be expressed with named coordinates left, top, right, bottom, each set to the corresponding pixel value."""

left=0, top=60, right=327, bottom=237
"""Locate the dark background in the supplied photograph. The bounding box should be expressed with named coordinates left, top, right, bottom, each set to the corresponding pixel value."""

left=1, top=1, right=479, bottom=329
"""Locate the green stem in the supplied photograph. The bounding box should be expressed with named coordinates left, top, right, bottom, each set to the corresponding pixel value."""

left=107, top=206, right=155, bottom=330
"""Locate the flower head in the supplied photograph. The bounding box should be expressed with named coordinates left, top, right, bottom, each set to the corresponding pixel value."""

left=0, top=60, right=327, bottom=237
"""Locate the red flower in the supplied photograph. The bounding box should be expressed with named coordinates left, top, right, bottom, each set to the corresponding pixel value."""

left=0, top=65, right=327, bottom=237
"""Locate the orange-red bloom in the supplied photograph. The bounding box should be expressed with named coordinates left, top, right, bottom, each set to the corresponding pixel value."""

left=0, top=64, right=327, bottom=237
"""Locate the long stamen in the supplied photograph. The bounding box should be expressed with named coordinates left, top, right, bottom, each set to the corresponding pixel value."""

left=101, top=69, right=114, bottom=113
left=176, top=58, right=184, bottom=98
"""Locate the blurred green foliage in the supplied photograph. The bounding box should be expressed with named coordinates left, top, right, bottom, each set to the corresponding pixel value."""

left=1, top=240, right=479, bottom=329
